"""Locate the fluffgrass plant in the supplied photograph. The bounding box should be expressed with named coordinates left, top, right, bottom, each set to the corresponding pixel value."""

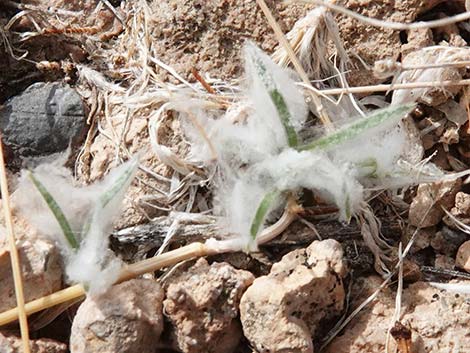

left=183, top=43, right=417, bottom=254
left=16, top=157, right=139, bottom=293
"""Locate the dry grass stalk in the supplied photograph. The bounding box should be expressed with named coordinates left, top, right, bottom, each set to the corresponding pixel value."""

left=255, top=0, right=333, bottom=129
left=386, top=243, right=405, bottom=353
left=302, top=78, right=470, bottom=95
left=0, top=242, right=214, bottom=326
left=298, top=0, right=470, bottom=30
left=0, top=134, right=31, bottom=353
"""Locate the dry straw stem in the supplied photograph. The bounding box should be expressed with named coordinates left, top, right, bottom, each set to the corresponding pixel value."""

left=0, top=134, right=31, bottom=353
left=0, top=242, right=213, bottom=326
left=255, top=0, right=333, bottom=129
left=298, top=0, right=470, bottom=30
left=304, top=78, right=470, bottom=95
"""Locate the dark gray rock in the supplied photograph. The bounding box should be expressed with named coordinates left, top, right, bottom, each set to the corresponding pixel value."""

left=431, top=225, right=468, bottom=256
left=0, top=82, right=86, bottom=160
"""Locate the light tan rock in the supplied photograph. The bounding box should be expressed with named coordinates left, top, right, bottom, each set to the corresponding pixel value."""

left=456, top=240, right=470, bottom=272
left=0, top=221, right=62, bottom=312
left=163, top=258, right=254, bottom=353
left=401, top=28, right=433, bottom=57
left=70, top=279, right=164, bottom=353
left=408, top=179, right=461, bottom=227
left=0, top=333, right=67, bottom=353
left=452, top=192, right=470, bottom=216
left=325, top=277, right=470, bottom=353
left=240, top=239, right=347, bottom=353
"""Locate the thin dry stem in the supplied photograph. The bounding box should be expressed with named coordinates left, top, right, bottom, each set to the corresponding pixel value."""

left=302, top=78, right=470, bottom=95
left=0, top=134, right=31, bottom=353
left=298, top=0, right=470, bottom=30
left=386, top=243, right=404, bottom=353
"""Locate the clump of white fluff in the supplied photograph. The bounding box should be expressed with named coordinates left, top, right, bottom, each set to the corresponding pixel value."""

left=14, top=156, right=139, bottom=293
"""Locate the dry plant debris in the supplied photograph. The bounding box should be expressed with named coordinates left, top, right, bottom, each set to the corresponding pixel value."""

left=2, top=0, right=470, bottom=352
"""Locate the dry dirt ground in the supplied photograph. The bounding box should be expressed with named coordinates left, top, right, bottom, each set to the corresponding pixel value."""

left=1, top=0, right=470, bottom=353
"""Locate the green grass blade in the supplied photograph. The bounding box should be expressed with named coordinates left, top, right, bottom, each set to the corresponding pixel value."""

left=99, top=158, right=139, bottom=208
left=250, top=190, right=281, bottom=239
left=269, top=89, right=298, bottom=147
left=250, top=51, right=298, bottom=147
left=81, top=158, right=139, bottom=238
left=297, top=104, right=415, bottom=151
left=28, top=172, right=79, bottom=250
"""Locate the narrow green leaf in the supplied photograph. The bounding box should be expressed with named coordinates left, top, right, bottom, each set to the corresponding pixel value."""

left=269, top=90, right=298, bottom=147
left=297, top=104, right=416, bottom=152
left=251, top=52, right=298, bottom=147
left=28, top=172, right=79, bottom=250
left=99, top=158, right=139, bottom=208
left=250, top=190, right=281, bottom=239
left=82, top=158, right=138, bottom=236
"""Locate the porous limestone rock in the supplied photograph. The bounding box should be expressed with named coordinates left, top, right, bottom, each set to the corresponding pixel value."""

left=0, top=220, right=62, bottom=313
left=70, top=279, right=164, bottom=353
left=163, top=258, right=254, bottom=353
left=240, top=239, right=347, bottom=353
left=0, top=333, right=67, bottom=353
left=326, top=277, right=470, bottom=353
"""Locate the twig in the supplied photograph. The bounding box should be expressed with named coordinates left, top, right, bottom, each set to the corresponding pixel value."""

left=302, top=78, right=470, bottom=95
left=255, top=0, right=334, bottom=129
left=0, top=134, right=31, bottom=353
left=386, top=243, right=404, bottom=353
left=297, top=0, right=470, bottom=30
left=191, top=68, right=216, bottom=94
left=421, top=266, right=470, bottom=280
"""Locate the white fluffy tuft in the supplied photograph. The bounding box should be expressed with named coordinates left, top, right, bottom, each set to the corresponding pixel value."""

left=13, top=156, right=139, bottom=293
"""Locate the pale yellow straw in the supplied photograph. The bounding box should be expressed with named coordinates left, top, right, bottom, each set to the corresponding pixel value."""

left=0, top=134, right=31, bottom=353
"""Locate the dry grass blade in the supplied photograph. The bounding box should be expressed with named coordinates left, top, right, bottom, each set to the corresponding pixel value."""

left=0, top=134, right=31, bottom=353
